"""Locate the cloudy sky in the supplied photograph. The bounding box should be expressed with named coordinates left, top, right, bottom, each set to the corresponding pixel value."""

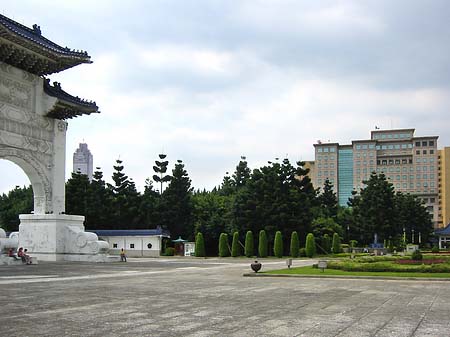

left=1, top=0, right=450, bottom=194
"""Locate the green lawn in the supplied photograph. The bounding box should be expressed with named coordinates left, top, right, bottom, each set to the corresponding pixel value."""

left=265, top=266, right=450, bottom=278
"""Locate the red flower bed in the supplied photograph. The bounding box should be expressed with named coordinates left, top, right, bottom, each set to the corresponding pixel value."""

left=396, top=259, right=445, bottom=265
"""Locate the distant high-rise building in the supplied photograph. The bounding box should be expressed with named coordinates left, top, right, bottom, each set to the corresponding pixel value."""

left=438, top=147, right=450, bottom=227
left=312, top=128, right=439, bottom=228
left=73, top=143, right=93, bottom=181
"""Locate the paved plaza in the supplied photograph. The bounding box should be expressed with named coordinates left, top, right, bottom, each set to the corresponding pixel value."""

left=1, top=257, right=450, bottom=337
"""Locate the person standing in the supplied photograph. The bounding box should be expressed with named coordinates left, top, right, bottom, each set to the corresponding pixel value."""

left=120, top=248, right=127, bottom=262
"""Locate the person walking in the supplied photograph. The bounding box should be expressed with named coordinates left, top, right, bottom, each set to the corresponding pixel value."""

left=120, top=248, right=127, bottom=262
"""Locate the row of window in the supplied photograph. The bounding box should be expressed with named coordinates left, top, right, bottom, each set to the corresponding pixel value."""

left=385, top=174, right=436, bottom=181
left=355, top=144, right=375, bottom=150
left=415, top=140, right=435, bottom=147
left=416, top=149, right=434, bottom=155
left=378, top=159, right=412, bottom=165
left=373, top=133, right=412, bottom=140
left=317, top=147, right=336, bottom=153
left=377, top=143, right=413, bottom=150
left=416, top=157, right=435, bottom=163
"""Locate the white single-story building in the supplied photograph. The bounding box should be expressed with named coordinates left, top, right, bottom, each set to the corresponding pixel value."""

left=89, top=228, right=170, bottom=257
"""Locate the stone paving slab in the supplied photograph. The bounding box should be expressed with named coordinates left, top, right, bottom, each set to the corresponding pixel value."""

left=1, top=258, right=450, bottom=336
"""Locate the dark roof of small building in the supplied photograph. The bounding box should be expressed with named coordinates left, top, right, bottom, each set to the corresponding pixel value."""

left=43, top=79, right=99, bottom=119
left=88, top=229, right=171, bottom=238
left=0, top=13, right=91, bottom=75
left=435, top=223, right=450, bottom=236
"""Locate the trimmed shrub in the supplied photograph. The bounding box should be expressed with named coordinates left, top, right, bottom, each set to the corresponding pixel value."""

left=299, top=248, right=306, bottom=257
left=321, top=234, right=331, bottom=254
left=290, top=231, right=300, bottom=258
left=218, top=233, right=230, bottom=257
left=332, top=233, right=342, bottom=254
left=258, top=230, right=268, bottom=258
left=388, top=240, right=394, bottom=253
left=431, top=245, right=440, bottom=253
left=274, top=231, right=283, bottom=258
left=231, top=231, right=241, bottom=257
left=195, top=232, right=206, bottom=257
left=411, top=250, right=423, bottom=261
left=164, top=247, right=175, bottom=256
left=305, top=233, right=316, bottom=258
left=349, top=240, right=358, bottom=249
left=244, top=231, right=254, bottom=257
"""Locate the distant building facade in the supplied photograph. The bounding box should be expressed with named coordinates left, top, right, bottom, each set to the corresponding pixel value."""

left=312, top=129, right=439, bottom=228
left=438, top=147, right=450, bottom=227
left=73, top=143, right=93, bottom=181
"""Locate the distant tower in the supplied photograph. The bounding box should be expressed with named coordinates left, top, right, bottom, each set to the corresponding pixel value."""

left=73, top=143, right=93, bottom=181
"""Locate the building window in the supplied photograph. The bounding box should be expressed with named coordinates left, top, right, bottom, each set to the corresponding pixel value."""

left=430, top=150, right=434, bottom=154
left=113, top=243, right=118, bottom=248
left=318, top=148, right=323, bottom=153
left=422, top=141, right=427, bottom=146
left=429, top=141, right=434, bottom=147
left=401, top=144, right=407, bottom=149
left=416, top=150, right=420, bottom=155
left=415, top=141, right=421, bottom=147
left=130, top=243, right=135, bottom=249
left=330, top=147, right=335, bottom=152
left=423, top=150, right=427, bottom=155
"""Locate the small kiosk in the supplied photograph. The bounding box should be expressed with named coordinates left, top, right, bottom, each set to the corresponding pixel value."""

left=172, top=237, right=195, bottom=256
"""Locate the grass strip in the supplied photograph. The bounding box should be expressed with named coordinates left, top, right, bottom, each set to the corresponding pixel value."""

left=265, top=266, right=450, bottom=278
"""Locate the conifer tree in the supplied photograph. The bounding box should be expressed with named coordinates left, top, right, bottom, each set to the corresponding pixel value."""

left=305, top=233, right=316, bottom=257
left=290, top=231, right=300, bottom=258
left=231, top=231, right=241, bottom=257
left=152, top=153, right=171, bottom=194
left=258, top=230, right=268, bottom=257
left=195, top=232, right=206, bottom=257
left=274, top=231, right=283, bottom=258
left=332, top=233, right=342, bottom=254
left=318, top=178, right=338, bottom=218
left=244, top=231, right=254, bottom=257
left=218, top=233, right=230, bottom=257
left=160, top=160, right=193, bottom=240
left=321, top=233, right=331, bottom=254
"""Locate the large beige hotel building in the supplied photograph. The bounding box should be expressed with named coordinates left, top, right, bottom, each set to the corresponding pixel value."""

left=311, top=129, right=442, bottom=228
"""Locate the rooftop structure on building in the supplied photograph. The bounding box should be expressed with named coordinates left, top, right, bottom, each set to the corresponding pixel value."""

left=73, top=143, right=94, bottom=181
left=312, top=128, right=439, bottom=227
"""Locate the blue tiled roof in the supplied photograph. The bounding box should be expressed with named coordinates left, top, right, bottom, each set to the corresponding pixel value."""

left=435, top=224, right=450, bottom=236
left=43, top=79, right=99, bottom=119
left=0, top=13, right=91, bottom=75
left=88, top=229, right=171, bottom=237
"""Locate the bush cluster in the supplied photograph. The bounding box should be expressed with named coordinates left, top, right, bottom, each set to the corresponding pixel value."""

left=411, top=250, right=423, bottom=261
left=163, top=247, right=175, bottom=256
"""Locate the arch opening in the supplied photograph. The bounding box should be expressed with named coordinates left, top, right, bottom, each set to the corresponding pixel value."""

left=0, top=150, right=51, bottom=215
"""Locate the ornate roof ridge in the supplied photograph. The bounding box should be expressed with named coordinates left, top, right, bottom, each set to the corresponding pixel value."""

left=43, top=79, right=99, bottom=119
left=44, top=79, right=98, bottom=108
left=0, top=13, right=90, bottom=59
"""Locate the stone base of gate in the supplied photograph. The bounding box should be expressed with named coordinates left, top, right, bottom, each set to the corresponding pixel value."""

left=18, top=214, right=114, bottom=262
